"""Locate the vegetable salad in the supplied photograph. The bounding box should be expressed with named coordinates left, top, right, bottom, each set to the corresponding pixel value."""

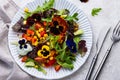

left=12, top=0, right=87, bottom=74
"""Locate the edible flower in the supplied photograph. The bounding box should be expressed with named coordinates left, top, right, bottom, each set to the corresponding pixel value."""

left=78, top=40, right=87, bottom=56
left=50, top=15, right=68, bottom=35
left=37, top=45, right=50, bottom=58
left=66, top=39, right=77, bottom=53
left=26, top=13, right=41, bottom=26
left=18, top=39, right=32, bottom=56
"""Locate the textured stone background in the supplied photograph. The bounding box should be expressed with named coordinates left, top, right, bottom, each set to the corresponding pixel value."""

left=0, top=0, right=120, bottom=80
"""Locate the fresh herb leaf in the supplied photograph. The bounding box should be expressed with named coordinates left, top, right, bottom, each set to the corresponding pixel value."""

left=24, top=12, right=32, bottom=20
left=33, top=0, right=54, bottom=13
left=42, top=17, right=52, bottom=22
left=49, top=34, right=60, bottom=49
left=91, top=8, right=102, bottom=16
left=29, top=25, right=35, bottom=31
left=74, top=37, right=80, bottom=50
left=56, top=59, right=74, bottom=69
left=57, top=9, right=70, bottom=15
left=74, top=29, right=84, bottom=36
left=65, top=13, right=78, bottom=21
left=26, top=58, right=34, bottom=62
left=24, top=0, right=55, bottom=19
left=42, top=0, right=55, bottom=11
left=25, top=61, right=35, bottom=67
left=38, top=66, right=47, bottom=74
left=33, top=6, right=44, bottom=13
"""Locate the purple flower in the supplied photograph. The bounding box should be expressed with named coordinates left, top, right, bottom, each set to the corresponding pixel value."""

left=66, top=39, right=77, bottom=53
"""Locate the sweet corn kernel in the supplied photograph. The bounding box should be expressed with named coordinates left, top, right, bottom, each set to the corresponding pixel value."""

left=34, top=65, right=38, bottom=69
left=42, top=37, right=45, bottom=40
left=41, top=64, right=45, bottom=67
left=44, top=34, right=48, bottom=38
left=49, top=57, right=54, bottom=60
left=23, top=20, right=27, bottom=25
left=24, top=7, right=29, bottom=12
left=36, top=31, right=40, bottom=38
left=40, top=37, right=43, bottom=40
left=32, top=41, right=38, bottom=46
left=46, top=42, right=50, bottom=45
left=39, top=28, right=44, bottom=32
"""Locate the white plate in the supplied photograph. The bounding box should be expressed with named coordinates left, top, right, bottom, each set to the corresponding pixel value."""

left=8, top=0, right=93, bottom=79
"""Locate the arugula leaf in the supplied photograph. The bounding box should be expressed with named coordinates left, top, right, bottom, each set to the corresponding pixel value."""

left=42, top=0, right=55, bottom=11
left=26, top=58, right=34, bottom=62
left=49, top=34, right=60, bottom=49
left=57, top=9, right=69, bottom=15
left=42, top=17, right=52, bottom=22
left=37, top=66, right=47, bottom=74
left=24, top=12, right=32, bottom=20
left=25, top=61, right=35, bottom=67
left=74, top=37, right=80, bottom=50
left=24, top=0, right=55, bottom=19
left=57, top=59, right=74, bottom=69
left=33, top=6, right=44, bottom=13
left=65, top=13, right=78, bottom=21
left=91, top=8, right=102, bottom=16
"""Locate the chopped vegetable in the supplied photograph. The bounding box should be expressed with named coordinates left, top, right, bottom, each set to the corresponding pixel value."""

left=74, top=29, right=84, bottom=36
left=25, top=61, right=35, bottom=67
left=55, top=65, right=61, bottom=71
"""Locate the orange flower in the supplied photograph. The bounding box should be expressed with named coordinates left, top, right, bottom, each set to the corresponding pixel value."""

left=50, top=15, right=68, bottom=35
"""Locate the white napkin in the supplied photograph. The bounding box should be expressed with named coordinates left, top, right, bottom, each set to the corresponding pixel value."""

left=0, top=1, right=34, bottom=80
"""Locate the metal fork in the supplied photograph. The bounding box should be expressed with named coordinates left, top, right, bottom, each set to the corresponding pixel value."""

left=92, top=21, right=120, bottom=80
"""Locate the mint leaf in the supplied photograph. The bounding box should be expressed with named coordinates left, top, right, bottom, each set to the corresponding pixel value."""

left=91, top=8, right=102, bottom=16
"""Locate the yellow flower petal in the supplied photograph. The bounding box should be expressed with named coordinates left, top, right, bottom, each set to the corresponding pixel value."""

left=42, top=45, right=50, bottom=51
left=37, top=50, right=43, bottom=57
